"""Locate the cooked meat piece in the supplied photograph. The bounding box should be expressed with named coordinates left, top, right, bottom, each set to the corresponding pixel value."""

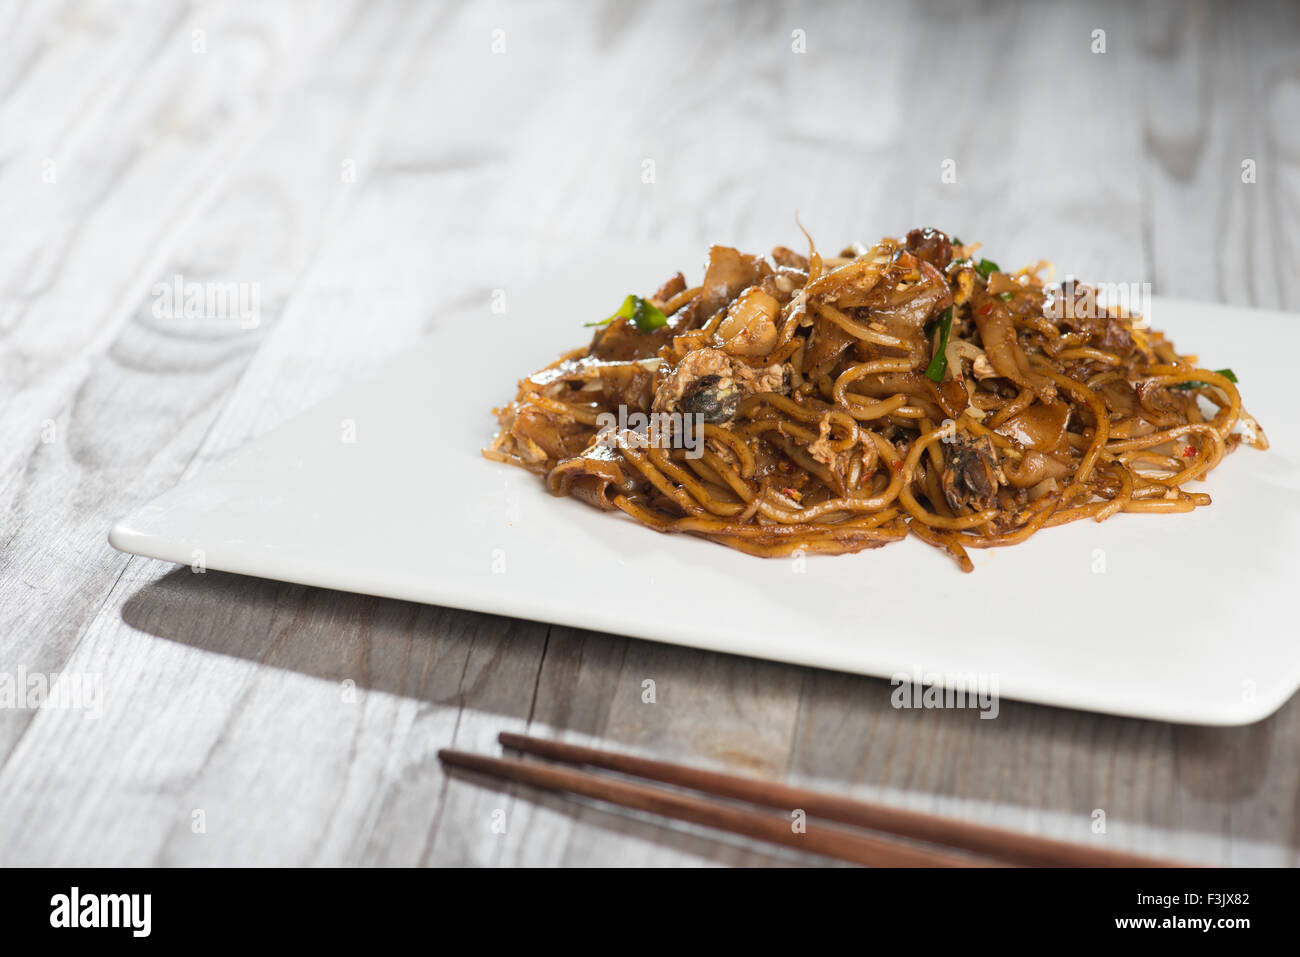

left=905, top=227, right=954, bottom=270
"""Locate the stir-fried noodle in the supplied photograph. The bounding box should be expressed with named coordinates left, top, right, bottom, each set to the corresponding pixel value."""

left=486, top=228, right=1267, bottom=570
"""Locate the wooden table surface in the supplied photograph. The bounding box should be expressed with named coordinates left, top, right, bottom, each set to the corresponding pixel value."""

left=2, top=0, right=1298, bottom=867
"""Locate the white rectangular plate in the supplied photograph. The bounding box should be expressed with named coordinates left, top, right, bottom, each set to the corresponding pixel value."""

left=110, top=248, right=1300, bottom=725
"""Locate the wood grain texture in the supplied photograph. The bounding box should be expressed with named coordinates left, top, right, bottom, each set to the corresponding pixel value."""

left=0, top=0, right=1297, bottom=867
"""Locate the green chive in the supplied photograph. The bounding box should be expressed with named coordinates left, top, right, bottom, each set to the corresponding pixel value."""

left=585, top=294, right=668, bottom=332
left=997, top=291, right=1014, bottom=302
left=975, top=258, right=1000, bottom=278
left=924, top=307, right=954, bottom=383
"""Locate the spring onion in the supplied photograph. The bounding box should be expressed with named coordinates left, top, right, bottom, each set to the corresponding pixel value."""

left=585, top=294, right=668, bottom=332
left=924, top=307, right=954, bottom=382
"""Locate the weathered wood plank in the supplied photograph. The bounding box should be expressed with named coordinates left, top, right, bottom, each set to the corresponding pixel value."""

left=1140, top=0, right=1300, bottom=309
left=0, top=0, right=377, bottom=759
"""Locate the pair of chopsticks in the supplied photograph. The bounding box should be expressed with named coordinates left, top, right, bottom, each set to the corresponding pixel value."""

left=438, top=733, right=1184, bottom=867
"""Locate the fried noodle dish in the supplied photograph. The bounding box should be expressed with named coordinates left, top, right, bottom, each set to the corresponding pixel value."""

left=485, top=228, right=1267, bottom=570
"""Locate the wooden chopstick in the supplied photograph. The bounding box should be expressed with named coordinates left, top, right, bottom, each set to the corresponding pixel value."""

left=438, top=748, right=993, bottom=867
left=497, top=732, right=1185, bottom=868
